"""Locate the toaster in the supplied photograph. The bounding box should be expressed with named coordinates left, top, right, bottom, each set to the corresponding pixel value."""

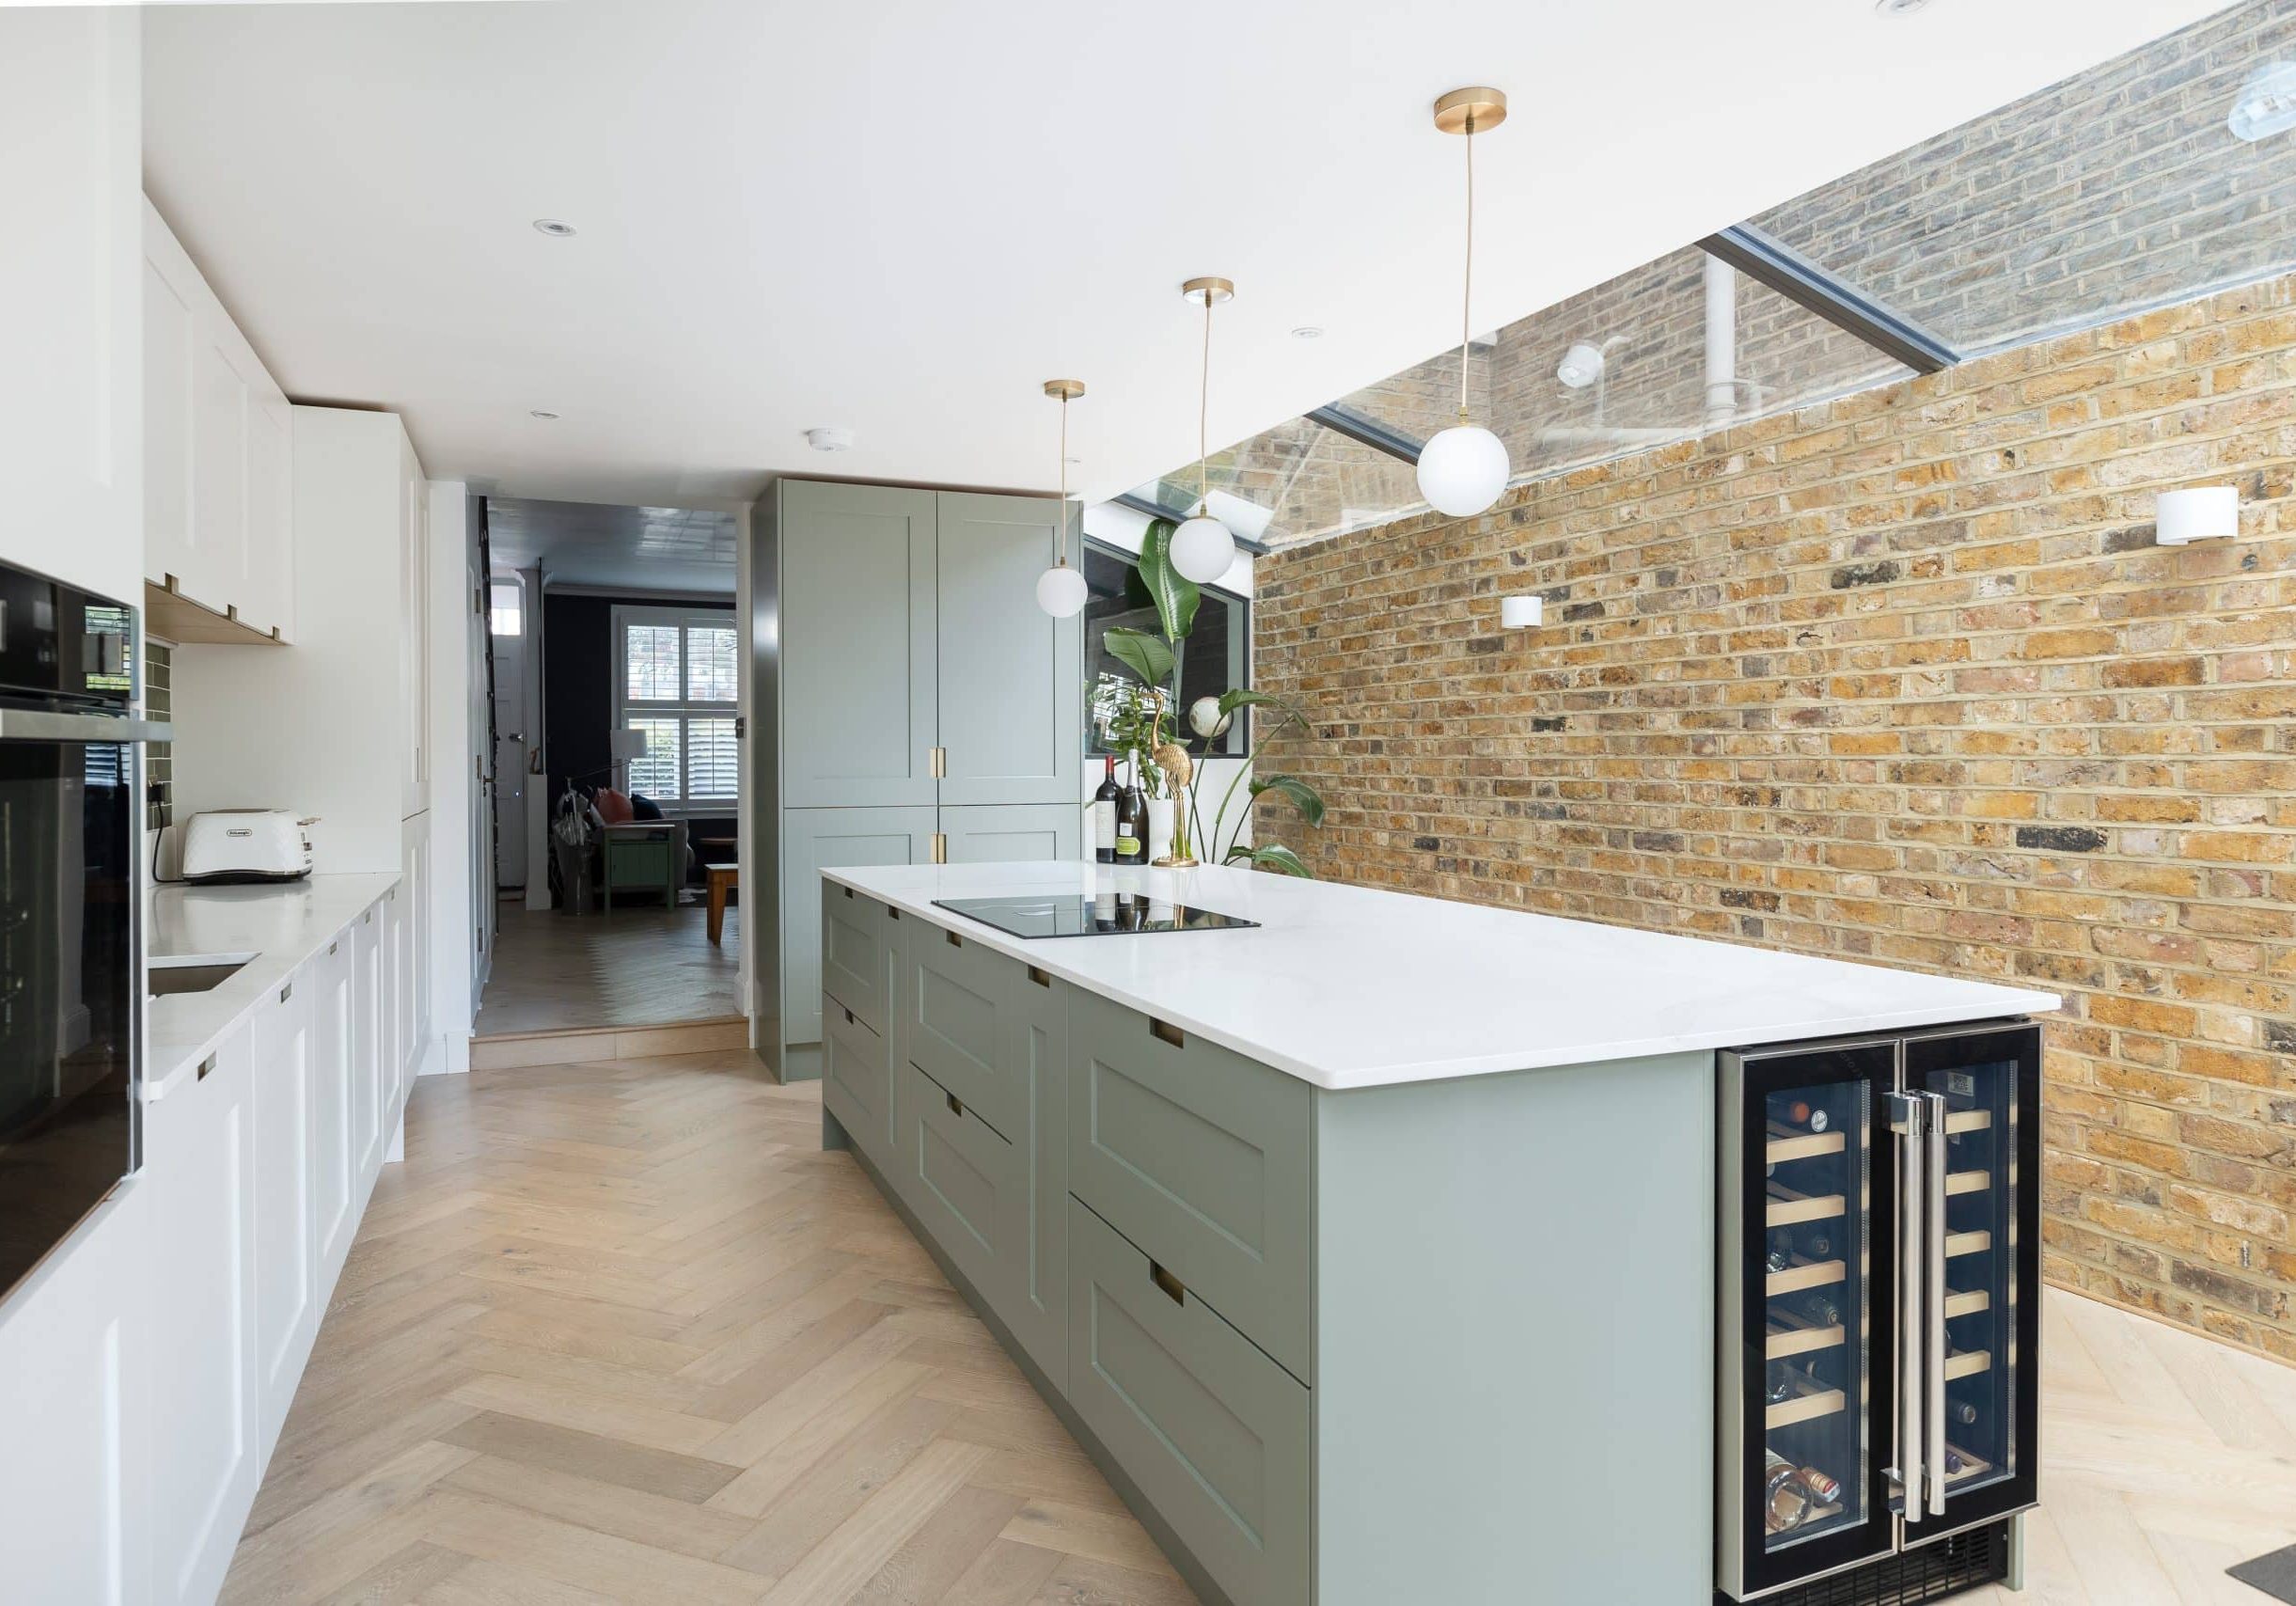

left=179, top=811, right=316, bottom=884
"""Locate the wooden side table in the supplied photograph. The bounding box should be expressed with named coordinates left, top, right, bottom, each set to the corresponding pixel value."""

left=704, top=862, right=738, bottom=945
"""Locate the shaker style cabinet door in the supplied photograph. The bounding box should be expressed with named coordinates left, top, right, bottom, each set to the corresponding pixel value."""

left=940, top=802, right=1080, bottom=864
left=778, top=480, right=938, bottom=809
left=251, top=970, right=319, bottom=1457
left=935, top=492, right=1080, bottom=808
left=783, top=807, right=936, bottom=1049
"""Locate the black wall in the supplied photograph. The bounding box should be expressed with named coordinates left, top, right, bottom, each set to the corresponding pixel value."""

left=542, top=590, right=737, bottom=886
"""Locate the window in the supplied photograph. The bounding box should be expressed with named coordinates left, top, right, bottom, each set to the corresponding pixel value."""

left=612, top=606, right=738, bottom=809
left=489, top=577, right=524, bottom=637
left=1081, top=539, right=1248, bottom=757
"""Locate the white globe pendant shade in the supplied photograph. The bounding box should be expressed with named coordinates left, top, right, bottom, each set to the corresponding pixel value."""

left=1416, top=424, right=1510, bottom=517
left=1035, top=561, right=1088, bottom=618
left=1170, top=513, right=1235, bottom=583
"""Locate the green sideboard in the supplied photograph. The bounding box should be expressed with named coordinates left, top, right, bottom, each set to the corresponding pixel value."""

left=816, top=878, right=1716, bottom=1605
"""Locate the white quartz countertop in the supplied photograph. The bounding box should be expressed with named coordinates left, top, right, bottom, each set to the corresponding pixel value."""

left=825, top=861, right=2058, bottom=1091
left=146, top=873, right=401, bottom=1094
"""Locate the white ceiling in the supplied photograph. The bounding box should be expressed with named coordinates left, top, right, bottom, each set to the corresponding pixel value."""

left=484, top=496, right=737, bottom=593
left=142, top=0, right=2237, bottom=511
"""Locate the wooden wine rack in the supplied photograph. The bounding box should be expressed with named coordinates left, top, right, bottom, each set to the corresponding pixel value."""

left=1945, top=1169, right=1991, bottom=1196
left=1943, top=1347, right=1992, bottom=1381
left=1766, top=1126, right=1846, bottom=1164
left=1943, top=1228, right=1991, bottom=1259
left=1767, top=1316, right=1848, bottom=1360
left=1766, top=1380, right=1848, bottom=1429
left=1767, top=1256, right=1848, bottom=1297
left=1945, top=1445, right=1995, bottom=1484
left=1766, top=1181, right=1848, bottom=1227
left=1942, top=1109, right=1991, bottom=1135
left=1942, top=1286, right=1990, bottom=1319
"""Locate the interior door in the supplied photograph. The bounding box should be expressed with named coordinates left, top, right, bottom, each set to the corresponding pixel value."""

left=936, top=492, right=1080, bottom=808
left=1900, top=1023, right=2042, bottom=1544
left=1719, top=1039, right=1899, bottom=1601
left=489, top=576, right=525, bottom=890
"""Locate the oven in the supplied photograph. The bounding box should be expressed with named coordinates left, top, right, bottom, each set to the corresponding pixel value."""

left=0, top=559, right=165, bottom=1304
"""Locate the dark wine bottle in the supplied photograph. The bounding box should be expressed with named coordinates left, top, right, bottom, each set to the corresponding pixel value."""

left=1780, top=1098, right=1830, bottom=1133
left=1092, top=756, right=1121, bottom=864
left=1796, top=1224, right=1837, bottom=1262
left=1785, top=1289, right=1846, bottom=1328
left=1765, top=1228, right=1795, bottom=1273
left=1765, top=1361, right=1795, bottom=1404
left=1115, top=763, right=1146, bottom=865
left=1950, top=1397, right=1979, bottom=1426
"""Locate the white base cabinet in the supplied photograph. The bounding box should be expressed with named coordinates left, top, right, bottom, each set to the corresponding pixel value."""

left=0, top=883, right=411, bottom=1606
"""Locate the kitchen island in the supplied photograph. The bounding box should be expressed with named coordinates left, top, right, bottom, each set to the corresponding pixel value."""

left=816, top=861, right=2056, bottom=1606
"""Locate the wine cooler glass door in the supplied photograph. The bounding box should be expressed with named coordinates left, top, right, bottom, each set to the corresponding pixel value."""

left=1903, top=1023, right=2041, bottom=1538
left=1719, top=1040, right=1899, bottom=1600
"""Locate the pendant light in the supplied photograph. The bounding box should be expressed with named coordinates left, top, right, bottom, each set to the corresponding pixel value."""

left=1415, top=87, right=1511, bottom=519
left=1169, top=276, right=1238, bottom=584
left=1034, top=379, right=1089, bottom=618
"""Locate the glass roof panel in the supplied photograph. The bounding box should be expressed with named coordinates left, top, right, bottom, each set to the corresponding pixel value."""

left=1129, top=417, right=1423, bottom=549
left=1750, top=1, right=2296, bottom=353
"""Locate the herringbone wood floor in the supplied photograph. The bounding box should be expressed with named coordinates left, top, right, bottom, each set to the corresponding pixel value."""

left=222, top=1051, right=2296, bottom=1606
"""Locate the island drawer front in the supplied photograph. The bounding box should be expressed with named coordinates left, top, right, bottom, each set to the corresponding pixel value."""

left=1067, top=989, right=1313, bottom=1382
left=822, top=997, right=893, bottom=1162
left=1067, top=1200, right=1310, bottom=1606
left=822, top=887, right=889, bottom=1034
left=907, top=926, right=1023, bottom=1141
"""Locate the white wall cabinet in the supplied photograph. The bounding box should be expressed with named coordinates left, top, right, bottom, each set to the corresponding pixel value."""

left=142, top=197, right=293, bottom=641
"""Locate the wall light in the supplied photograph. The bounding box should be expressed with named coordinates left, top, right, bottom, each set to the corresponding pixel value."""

left=2156, top=485, right=2239, bottom=545
left=1502, top=595, right=1544, bottom=629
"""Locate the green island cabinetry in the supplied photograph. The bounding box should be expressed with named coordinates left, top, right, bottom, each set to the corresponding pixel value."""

left=816, top=876, right=1717, bottom=1606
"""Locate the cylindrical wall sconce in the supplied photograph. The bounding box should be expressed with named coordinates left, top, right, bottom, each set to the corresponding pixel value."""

left=2156, top=485, right=2239, bottom=545
left=1502, top=595, right=1544, bottom=628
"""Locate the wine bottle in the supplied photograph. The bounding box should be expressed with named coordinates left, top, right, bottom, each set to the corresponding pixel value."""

left=1765, top=1228, right=1795, bottom=1273
left=1785, top=1289, right=1846, bottom=1328
left=1780, top=1098, right=1830, bottom=1133
left=1765, top=1361, right=1794, bottom=1404
left=1763, top=1452, right=1815, bottom=1535
left=1796, top=1224, right=1837, bottom=1262
left=1115, top=763, right=1146, bottom=865
left=1092, top=756, right=1120, bottom=864
left=1950, top=1398, right=1979, bottom=1427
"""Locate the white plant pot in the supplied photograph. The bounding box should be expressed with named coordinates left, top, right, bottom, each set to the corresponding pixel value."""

left=1147, top=797, right=1175, bottom=864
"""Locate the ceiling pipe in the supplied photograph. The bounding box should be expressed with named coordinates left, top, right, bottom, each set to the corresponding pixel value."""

left=1705, top=255, right=1740, bottom=431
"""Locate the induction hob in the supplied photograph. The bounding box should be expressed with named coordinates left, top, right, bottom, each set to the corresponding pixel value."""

left=931, top=892, right=1259, bottom=939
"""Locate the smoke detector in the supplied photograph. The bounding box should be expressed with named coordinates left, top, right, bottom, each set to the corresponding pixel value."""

left=531, top=218, right=577, bottom=237
left=1874, top=0, right=1928, bottom=13
left=805, top=427, right=856, bottom=452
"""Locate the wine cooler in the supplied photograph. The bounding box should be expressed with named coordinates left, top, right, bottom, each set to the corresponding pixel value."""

left=1717, top=1021, right=2041, bottom=1604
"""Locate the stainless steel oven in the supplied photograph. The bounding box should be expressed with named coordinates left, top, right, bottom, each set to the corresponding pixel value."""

left=0, top=559, right=165, bottom=1304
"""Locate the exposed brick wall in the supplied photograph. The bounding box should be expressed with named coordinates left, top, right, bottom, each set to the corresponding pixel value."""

left=1253, top=276, right=2296, bottom=1365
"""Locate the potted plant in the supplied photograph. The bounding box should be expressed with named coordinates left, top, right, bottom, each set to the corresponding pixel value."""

left=1098, top=520, right=1325, bottom=876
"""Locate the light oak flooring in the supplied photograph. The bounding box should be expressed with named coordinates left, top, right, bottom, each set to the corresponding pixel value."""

left=224, top=1051, right=2296, bottom=1606
left=474, top=901, right=742, bottom=1036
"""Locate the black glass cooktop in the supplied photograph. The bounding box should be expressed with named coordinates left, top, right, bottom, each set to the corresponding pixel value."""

left=932, top=893, right=1259, bottom=939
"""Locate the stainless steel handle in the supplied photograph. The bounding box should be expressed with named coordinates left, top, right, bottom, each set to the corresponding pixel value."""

left=1924, top=1089, right=1950, bottom=1517
left=0, top=708, right=172, bottom=743
left=1889, top=1091, right=1926, bottom=1522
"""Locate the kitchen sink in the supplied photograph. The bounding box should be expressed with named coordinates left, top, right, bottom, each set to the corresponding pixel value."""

left=148, top=953, right=256, bottom=998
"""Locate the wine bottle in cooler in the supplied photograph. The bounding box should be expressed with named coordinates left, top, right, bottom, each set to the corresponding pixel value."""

left=1763, top=1452, right=1816, bottom=1535
left=1092, top=756, right=1120, bottom=864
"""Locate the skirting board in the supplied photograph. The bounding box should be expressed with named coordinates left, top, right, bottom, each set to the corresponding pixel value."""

left=824, top=1105, right=1241, bottom=1606
left=469, top=1016, right=749, bottom=1070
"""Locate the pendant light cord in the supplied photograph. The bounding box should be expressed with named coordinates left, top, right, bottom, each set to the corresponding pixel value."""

left=1459, top=116, right=1474, bottom=421
left=1199, top=291, right=1213, bottom=510
left=1057, top=395, right=1068, bottom=567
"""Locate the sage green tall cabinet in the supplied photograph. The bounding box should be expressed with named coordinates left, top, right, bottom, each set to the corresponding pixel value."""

left=755, top=479, right=1081, bottom=1079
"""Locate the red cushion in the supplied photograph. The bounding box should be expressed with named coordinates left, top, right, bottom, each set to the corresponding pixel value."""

left=595, top=787, right=635, bottom=825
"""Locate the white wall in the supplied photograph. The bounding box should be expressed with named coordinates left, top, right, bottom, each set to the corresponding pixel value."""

left=428, top=482, right=478, bottom=1072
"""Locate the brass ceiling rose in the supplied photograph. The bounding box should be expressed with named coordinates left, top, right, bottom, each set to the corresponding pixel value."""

left=1180, top=276, right=1235, bottom=307
left=1432, top=85, right=1508, bottom=136
left=1042, top=378, right=1086, bottom=400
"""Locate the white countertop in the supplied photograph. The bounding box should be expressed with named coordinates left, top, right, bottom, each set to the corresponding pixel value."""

left=146, top=873, right=401, bottom=1094
left=825, top=861, right=2058, bottom=1091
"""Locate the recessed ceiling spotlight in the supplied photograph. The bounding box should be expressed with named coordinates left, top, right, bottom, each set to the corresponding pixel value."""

left=1874, top=0, right=1928, bottom=13
left=1291, top=325, right=1324, bottom=340
left=805, top=427, right=855, bottom=451
left=529, top=409, right=560, bottom=420
left=531, top=218, right=576, bottom=237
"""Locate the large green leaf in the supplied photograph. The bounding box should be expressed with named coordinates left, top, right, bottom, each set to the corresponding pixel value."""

left=1249, top=774, right=1326, bottom=827
left=1138, top=520, right=1202, bottom=646
left=1217, top=686, right=1312, bottom=725
left=1223, top=842, right=1313, bottom=878
left=1102, top=627, right=1173, bottom=688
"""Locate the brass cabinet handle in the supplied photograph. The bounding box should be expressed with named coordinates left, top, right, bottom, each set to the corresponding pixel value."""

left=946, top=1091, right=964, bottom=1118
left=1149, top=1260, right=1186, bottom=1306
left=197, top=1053, right=216, bottom=1082
left=842, top=1006, right=855, bottom=1026
left=278, top=983, right=292, bottom=1004
left=945, top=929, right=961, bottom=948
left=1150, top=1016, right=1185, bottom=1048
left=1027, top=965, right=1050, bottom=988
left=842, top=886, right=854, bottom=898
